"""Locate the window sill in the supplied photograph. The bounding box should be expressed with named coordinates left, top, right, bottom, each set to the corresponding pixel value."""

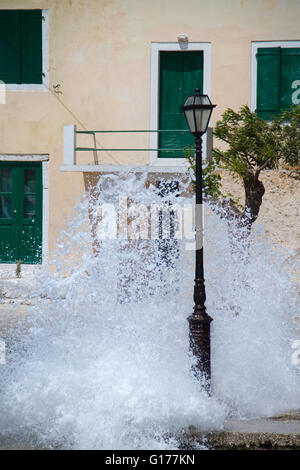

left=6, top=84, right=49, bottom=92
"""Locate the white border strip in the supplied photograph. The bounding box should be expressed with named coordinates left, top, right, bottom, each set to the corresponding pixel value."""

left=251, top=40, right=300, bottom=112
left=6, top=9, right=49, bottom=92
left=59, top=164, right=189, bottom=173
left=0, top=154, right=49, bottom=269
left=149, top=42, right=211, bottom=166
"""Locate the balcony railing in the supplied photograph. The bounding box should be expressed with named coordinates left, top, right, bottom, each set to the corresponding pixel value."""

left=62, top=125, right=213, bottom=167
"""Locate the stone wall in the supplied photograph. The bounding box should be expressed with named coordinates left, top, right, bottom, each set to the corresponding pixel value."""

left=219, top=169, right=300, bottom=253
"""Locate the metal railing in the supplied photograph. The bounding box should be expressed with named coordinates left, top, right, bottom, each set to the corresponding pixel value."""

left=62, top=125, right=213, bottom=166
left=75, top=129, right=192, bottom=163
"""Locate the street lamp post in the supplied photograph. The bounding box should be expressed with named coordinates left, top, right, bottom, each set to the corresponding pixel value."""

left=182, top=88, right=216, bottom=387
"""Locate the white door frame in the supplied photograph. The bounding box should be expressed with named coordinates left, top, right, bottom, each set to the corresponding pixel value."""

left=149, top=42, right=211, bottom=166
left=0, top=154, right=49, bottom=273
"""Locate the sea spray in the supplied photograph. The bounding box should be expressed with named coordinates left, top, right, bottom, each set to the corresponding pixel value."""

left=0, top=170, right=299, bottom=449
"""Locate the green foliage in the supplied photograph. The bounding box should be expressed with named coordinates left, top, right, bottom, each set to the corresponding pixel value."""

left=213, top=104, right=300, bottom=177
left=184, top=146, right=222, bottom=198
left=184, top=146, right=242, bottom=207
left=213, top=105, right=284, bottom=179
left=278, top=105, right=300, bottom=167
left=184, top=105, right=300, bottom=223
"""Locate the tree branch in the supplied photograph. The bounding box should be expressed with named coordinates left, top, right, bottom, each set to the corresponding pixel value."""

left=255, top=156, right=273, bottom=174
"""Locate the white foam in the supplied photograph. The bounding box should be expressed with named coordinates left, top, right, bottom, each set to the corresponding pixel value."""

left=0, top=171, right=299, bottom=449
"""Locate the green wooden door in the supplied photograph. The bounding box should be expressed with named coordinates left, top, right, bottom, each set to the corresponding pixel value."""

left=159, top=51, right=203, bottom=158
left=0, top=162, right=42, bottom=264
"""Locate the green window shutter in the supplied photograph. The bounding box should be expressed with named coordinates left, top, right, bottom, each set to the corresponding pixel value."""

left=159, top=51, right=203, bottom=158
left=20, top=10, right=42, bottom=84
left=280, top=48, right=300, bottom=111
left=256, top=47, right=281, bottom=120
left=0, top=10, right=21, bottom=84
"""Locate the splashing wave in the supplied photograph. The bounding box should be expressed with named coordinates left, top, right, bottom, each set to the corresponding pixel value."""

left=0, top=171, right=299, bottom=449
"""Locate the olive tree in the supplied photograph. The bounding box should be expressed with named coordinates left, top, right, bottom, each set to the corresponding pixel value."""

left=187, top=104, right=300, bottom=233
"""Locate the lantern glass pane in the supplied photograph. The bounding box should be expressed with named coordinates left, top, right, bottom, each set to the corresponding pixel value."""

left=201, top=95, right=211, bottom=105
left=195, top=108, right=211, bottom=133
left=184, top=109, right=196, bottom=133
left=184, top=96, right=195, bottom=106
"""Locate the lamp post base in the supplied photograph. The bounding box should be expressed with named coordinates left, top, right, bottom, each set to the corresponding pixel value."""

left=188, top=311, right=213, bottom=388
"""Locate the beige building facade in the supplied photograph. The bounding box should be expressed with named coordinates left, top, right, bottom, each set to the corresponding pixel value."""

left=0, top=0, right=299, bottom=269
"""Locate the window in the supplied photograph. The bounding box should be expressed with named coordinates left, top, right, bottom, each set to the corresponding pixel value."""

left=256, top=45, right=300, bottom=119
left=0, top=10, right=43, bottom=85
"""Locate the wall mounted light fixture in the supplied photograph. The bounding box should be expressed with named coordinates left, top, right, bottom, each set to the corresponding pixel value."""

left=177, top=34, right=189, bottom=49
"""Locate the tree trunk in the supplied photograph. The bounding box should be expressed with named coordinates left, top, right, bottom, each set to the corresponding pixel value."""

left=243, top=173, right=265, bottom=227
left=206, top=173, right=265, bottom=231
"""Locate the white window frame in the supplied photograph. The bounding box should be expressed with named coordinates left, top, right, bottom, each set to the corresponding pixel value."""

left=149, top=42, right=211, bottom=166
left=251, top=40, right=300, bottom=113
left=5, top=9, right=49, bottom=92
left=0, top=154, right=49, bottom=272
